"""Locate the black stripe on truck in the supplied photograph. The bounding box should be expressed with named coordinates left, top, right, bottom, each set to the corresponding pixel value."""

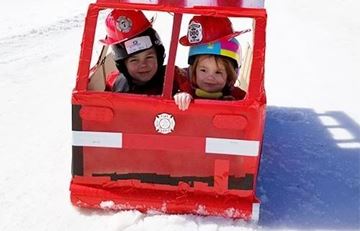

left=72, top=105, right=83, bottom=176
left=93, top=172, right=254, bottom=190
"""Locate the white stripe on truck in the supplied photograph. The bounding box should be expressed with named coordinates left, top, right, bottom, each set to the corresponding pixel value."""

left=72, top=131, right=259, bottom=156
left=72, top=131, right=122, bottom=148
left=205, top=137, right=259, bottom=156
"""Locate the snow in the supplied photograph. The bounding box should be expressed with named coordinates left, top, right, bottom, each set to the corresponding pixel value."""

left=0, top=0, right=359, bottom=230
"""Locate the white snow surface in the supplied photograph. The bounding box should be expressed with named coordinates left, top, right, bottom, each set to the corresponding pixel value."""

left=0, top=0, right=359, bottom=230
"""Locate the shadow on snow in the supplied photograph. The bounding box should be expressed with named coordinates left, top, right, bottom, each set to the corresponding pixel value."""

left=258, top=106, right=360, bottom=230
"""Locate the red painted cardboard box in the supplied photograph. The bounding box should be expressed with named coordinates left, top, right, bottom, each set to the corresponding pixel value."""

left=71, top=0, right=267, bottom=221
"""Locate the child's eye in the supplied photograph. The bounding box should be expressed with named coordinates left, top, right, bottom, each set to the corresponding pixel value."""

left=146, top=55, right=156, bottom=60
left=200, top=69, right=206, bottom=72
left=128, top=59, right=138, bottom=63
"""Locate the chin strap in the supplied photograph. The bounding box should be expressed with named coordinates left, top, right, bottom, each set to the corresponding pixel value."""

left=195, top=88, right=223, bottom=99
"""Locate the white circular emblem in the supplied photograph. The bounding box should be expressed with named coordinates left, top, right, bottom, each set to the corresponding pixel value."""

left=187, top=21, right=203, bottom=44
left=154, top=113, right=175, bottom=134
left=116, top=16, right=132, bottom=33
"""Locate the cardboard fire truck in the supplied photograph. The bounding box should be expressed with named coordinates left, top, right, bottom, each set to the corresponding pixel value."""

left=70, top=0, right=267, bottom=221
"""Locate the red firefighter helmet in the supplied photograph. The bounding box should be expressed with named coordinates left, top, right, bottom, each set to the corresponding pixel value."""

left=100, top=9, right=152, bottom=45
left=179, top=15, right=241, bottom=46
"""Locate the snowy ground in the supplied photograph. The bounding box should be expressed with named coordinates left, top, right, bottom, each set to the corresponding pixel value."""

left=0, top=0, right=359, bottom=230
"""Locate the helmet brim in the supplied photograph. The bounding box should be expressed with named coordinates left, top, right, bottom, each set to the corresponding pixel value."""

left=179, top=31, right=242, bottom=46
left=100, top=36, right=123, bottom=46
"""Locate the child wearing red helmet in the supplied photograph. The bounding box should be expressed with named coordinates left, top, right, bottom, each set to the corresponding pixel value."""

left=102, top=9, right=190, bottom=95
left=174, top=16, right=247, bottom=111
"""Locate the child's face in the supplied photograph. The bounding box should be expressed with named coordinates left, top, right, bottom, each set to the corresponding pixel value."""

left=195, top=56, right=227, bottom=92
left=125, top=47, right=158, bottom=84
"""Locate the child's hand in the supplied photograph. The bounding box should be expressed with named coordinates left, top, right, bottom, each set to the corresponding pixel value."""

left=174, top=92, right=192, bottom=111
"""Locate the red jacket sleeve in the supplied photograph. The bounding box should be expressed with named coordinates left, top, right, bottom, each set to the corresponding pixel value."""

left=173, top=66, right=192, bottom=95
left=231, top=87, right=247, bottom=100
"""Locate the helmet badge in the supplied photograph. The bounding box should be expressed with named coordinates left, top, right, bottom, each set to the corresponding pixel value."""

left=187, top=21, right=203, bottom=44
left=116, top=16, right=133, bottom=33
left=154, top=113, right=175, bottom=134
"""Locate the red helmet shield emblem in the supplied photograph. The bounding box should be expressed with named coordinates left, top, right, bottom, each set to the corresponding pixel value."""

left=187, top=21, right=203, bottom=44
left=116, top=16, right=133, bottom=33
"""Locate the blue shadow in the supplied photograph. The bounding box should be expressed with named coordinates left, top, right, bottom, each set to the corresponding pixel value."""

left=257, top=106, right=360, bottom=230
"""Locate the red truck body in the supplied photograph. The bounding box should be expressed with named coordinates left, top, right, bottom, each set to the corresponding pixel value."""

left=70, top=0, right=267, bottom=221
